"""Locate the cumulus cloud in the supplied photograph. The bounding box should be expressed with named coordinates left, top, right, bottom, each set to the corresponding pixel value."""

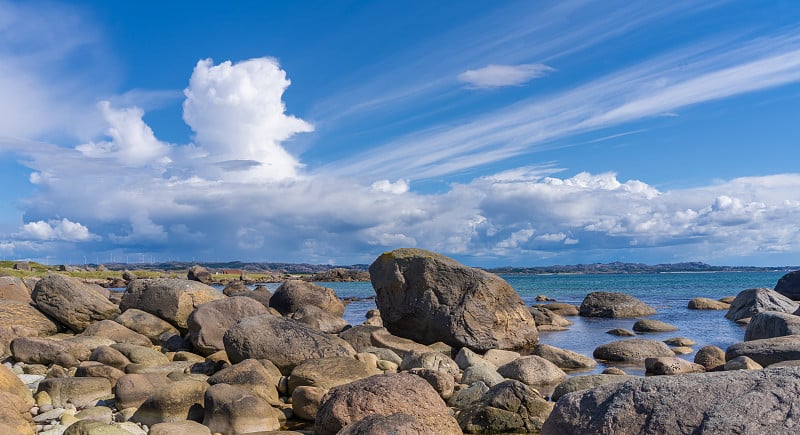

left=182, top=58, right=314, bottom=182
left=458, top=64, right=555, bottom=88
left=370, top=179, right=410, bottom=194
left=17, top=218, right=98, bottom=242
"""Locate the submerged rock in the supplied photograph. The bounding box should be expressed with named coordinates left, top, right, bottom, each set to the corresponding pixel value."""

left=369, top=248, right=538, bottom=352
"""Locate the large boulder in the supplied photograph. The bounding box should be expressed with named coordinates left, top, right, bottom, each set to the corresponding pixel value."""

left=632, top=319, right=678, bottom=333
left=80, top=319, right=152, bottom=346
left=223, top=314, right=355, bottom=374
left=0, top=300, right=59, bottom=336
left=532, top=344, right=597, bottom=370
left=593, top=338, right=675, bottom=361
left=120, top=279, right=224, bottom=330
left=115, top=308, right=180, bottom=344
left=0, top=364, right=35, bottom=435
left=269, top=280, right=345, bottom=316
left=131, top=380, right=208, bottom=426
left=694, top=345, right=727, bottom=371
left=187, top=265, right=212, bottom=284
left=337, top=413, right=430, bottom=435
left=457, top=379, right=553, bottom=434
left=725, top=335, right=800, bottom=366
left=186, top=296, right=270, bottom=355
left=36, top=377, right=112, bottom=408
left=289, top=304, right=349, bottom=334
left=32, top=274, right=120, bottom=332
left=550, top=374, right=636, bottom=401
left=338, top=325, right=384, bottom=352
left=207, top=359, right=281, bottom=406
left=202, top=383, right=280, bottom=434
left=369, top=248, right=538, bottom=352
left=497, top=355, right=566, bottom=387
left=314, top=373, right=461, bottom=435
left=744, top=311, right=800, bottom=341
left=724, top=287, right=799, bottom=321
left=775, top=269, right=800, bottom=301
left=0, top=276, right=30, bottom=302
left=579, top=292, right=655, bottom=318
left=542, top=368, right=800, bottom=434
left=288, top=356, right=372, bottom=392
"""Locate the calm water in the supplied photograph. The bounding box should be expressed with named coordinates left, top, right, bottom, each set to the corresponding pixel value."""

left=317, top=271, right=786, bottom=376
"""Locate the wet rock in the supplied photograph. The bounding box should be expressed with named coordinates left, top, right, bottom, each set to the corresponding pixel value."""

left=725, top=287, right=799, bottom=321
left=369, top=248, right=538, bottom=352
left=269, top=280, right=345, bottom=317
left=579, top=292, right=656, bottom=318
left=186, top=296, right=270, bottom=355
left=593, top=338, right=674, bottom=361
left=32, top=275, right=120, bottom=332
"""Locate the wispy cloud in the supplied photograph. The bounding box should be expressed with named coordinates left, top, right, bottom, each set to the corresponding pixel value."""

left=458, top=64, right=555, bottom=88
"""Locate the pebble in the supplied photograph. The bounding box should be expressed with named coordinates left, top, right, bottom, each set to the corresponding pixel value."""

left=33, top=407, right=65, bottom=423
left=40, top=403, right=55, bottom=413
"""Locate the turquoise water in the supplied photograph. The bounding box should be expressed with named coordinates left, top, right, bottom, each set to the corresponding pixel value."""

left=320, top=271, right=787, bottom=376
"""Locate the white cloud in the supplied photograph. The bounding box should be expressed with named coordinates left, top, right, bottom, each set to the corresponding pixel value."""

left=182, top=58, right=314, bottom=182
left=458, top=64, right=555, bottom=88
left=17, top=218, right=98, bottom=242
left=370, top=179, right=410, bottom=194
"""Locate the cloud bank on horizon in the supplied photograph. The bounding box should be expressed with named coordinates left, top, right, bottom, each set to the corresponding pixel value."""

left=1, top=0, right=799, bottom=267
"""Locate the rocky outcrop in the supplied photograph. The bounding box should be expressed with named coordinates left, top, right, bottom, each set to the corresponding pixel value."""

left=223, top=314, right=355, bottom=374
left=314, top=373, right=461, bottom=435
left=0, top=300, right=59, bottom=336
left=725, top=335, right=800, bottom=366
left=32, top=274, right=120, bottom=332
left=579, top=292, right=656, bottom=318
left=120, top=279, right=224, bottom=330
left=369, top=248, right=538, bottom=352
left=458, top=380, right=553, bottom=434
left=304, top=268, right=370, bottom=282
left=542, top=368, right=800, bottom=434
left=0, top=276, right=30, bottom=302
left=724, top=287, right=799, bottom=321
left=593, top=339, right=675, bottom=361
left=186, top=296, right=270, bottom=355
left=774, top=269, right=800, bottom=301
left=269, top=280, right=345, bottom=316
left=744, top=311, right=800, bottom=341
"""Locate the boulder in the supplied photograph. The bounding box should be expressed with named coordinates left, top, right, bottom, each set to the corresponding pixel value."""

left=457, top=379, right=553, bottom=434
left=483, top=349, right=521, bottom=367
left=579, top=292, right=656, bottom=318
left=114, top=373, right=170, bottom=409
left=542, top=368, right=800, bottom=434
left=0, top=276, right=30, bottom=302
left=399, top=350, right=460, bottom=379
left=0, top=363, right=35, bottom=411
left=288, top=356, right=372, bottom=392
left=532, top=344, right=597, bottom=370
left=454, top=347, right=494, bottom=370
left=222, top=280, right=248, bottom=296
left=62, top=420, right=140, bottom=435
left=536, top=303, right=579, bottom=316
left=237, top=286, right=272, bottom=308
left=551, top=374, right=636, bottom=401
left=338, top=325, right=384, bottom=352
left=774, top=269, right=800, bottom=301
left=289, top=304, right=349, bottom=334
left=147, top=421, right=213, bottom=435
left=688, top=297, right=730, bottom=310
left=449, top=381, right=489, bottom=409
left=645, top=357, right=705, bottom=375
left=725, top=335, right=800, bottom=366
left=314, top=373, right=461, bottom=435
left=131, top=379, right=208, bottom=426
left=369, top=248, right=538, bottom=352
left=90, top=346, right=131, bottom=371
left=528, top=306, right=573, bottom=329
left=111, top=343, right=169, bottom=367
left=497, top=355, right=566, bottom=387
left=80, top=319, right=152, bottom=346
left=694, top=345, right=726, bottom=371
left=0, top=364, right=35, bottom=435
left=602, top=367, right=627, bottom=375
left=75, top=362, right=126, bottom=387
left=632, top=319, right=679, bottom=333
left=223, top=314, right=355, bottom=374
left=202, top=383, right=280, bottom=434
left=292, top=385, right=326, bottom=421
left=32, top=274, right=120, bottom=332
left=115, top=308, right=180, bottom=344
left=369, top=329, right=432, bottom=356
left=269, top=280, right=345, bottom=316
left=725, top=287, right=799, bottom=321
left=187, top=265, right=212, bottom=284
left=593, top=338, right=675, bottom=361
left=11, top=336, right=90, bottom=365
left=207, top=359, right=281, bottom=406
left=663, top=337, right=696, bottom=347
left=606, top=328, right=636, bottom=337
left=361, top=346, right=402, bottom=366
left=120, top=278, right=224, bottom=330
left=36, top=377, right=112, bottom=408
left=461, top=364, right=504, bottom=387
left=337, top=413, right=430, bottom=435
left=408, top=368, right=455, bottom=399
left=744, top=311, right=800, bottom=341
left=724, top=355, right=763, bottom=370
left=186, top=296, right=270, bottom=355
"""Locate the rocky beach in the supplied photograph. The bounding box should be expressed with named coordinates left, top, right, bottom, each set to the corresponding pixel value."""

left=2, top=248, right=800, bottom=434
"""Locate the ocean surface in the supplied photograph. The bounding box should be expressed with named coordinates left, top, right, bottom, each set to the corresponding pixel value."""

left=301, top=271, right=787, bottom=377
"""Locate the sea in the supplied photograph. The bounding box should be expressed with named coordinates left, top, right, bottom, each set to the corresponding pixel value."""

left=269, top=271, right=787, bottom=377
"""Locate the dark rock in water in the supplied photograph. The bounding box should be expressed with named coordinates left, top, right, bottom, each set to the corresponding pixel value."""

left=593, top=339, right=674, bottom=361
left=187, top=296, right=270, bottom=355
left=314, top=373, right=461, bottom=435
left=120, top=278, right=224, bottom=331
left=725, top=335, right=800, bottom=366
left=775, top=269, right=800, bottom=301
left=528, top=306, right=572, bottom=329
left=223, top=314, right=355, bottom=374
left=222, top=281, right=248, bottom=296
left=369, top=248, right=538, bottom=352
left=579, top=292, right=655, bottom=318
left=269, top=280, right=345, bottom=317
left=32, top=274, right=120, bottom=332
left=542, top=367, right=800, bottom=435
left=725, top=287, right=799, bottom=321
left=632, top=319, right=678, bottom=333
left=187, top=264, right=212, bottom=284
left=606, top=328, right=636, bottom=337
left=457, top=379, right=553, bottom=434
left=744, top=311, right=800, bottom=341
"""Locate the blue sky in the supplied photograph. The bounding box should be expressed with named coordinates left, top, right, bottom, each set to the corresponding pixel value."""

left=1, top=0, right=800, bottom=267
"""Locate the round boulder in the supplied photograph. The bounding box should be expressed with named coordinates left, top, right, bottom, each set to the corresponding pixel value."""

left=32, top=274, right=120, bottom=332
left=632, top=319, right=679, bottom=333
left=120, top=278, right=224, bottom=331
left=694, top=345, right=726, bottom=371
left=202, top=383, right=280, bottom=434
left=497, top=355, right=567, bottom=387
left=269, top=280, right=345, bottom=317
left=645, top=357, right=705, bottom=375
left=688, top=297, right=730, bottom=310
left=744, top=311, right=800, bottom=341
left=774, top=269, right=800, bottom=301
left=724, top=287, right=799, bottom=321
left=593, top=338, right=675, bottom=362
left=579, top=292, right=656, bottom=318
left=187, top=296, right=270, bottom=355
left=457, top=379, right=553, bottom=434
left=532, top=343, right=597, bottom=370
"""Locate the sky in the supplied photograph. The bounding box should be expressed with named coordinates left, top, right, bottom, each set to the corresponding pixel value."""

left=1, top=0, right=800, bottom=267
